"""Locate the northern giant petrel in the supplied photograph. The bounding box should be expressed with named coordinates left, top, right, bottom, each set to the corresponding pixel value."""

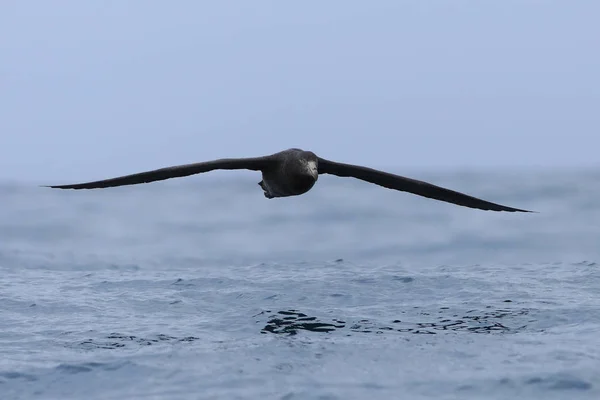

left=44, top=148, right=532, bottom=212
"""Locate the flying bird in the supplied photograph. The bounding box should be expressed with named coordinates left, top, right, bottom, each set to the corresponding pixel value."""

left=44, top=148, right=532, bottom=212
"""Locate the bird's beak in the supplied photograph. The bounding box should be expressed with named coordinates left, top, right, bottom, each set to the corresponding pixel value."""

left=307, top=161, right=318, bottom=178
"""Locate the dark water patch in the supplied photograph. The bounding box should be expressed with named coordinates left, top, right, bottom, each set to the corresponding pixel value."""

left=257, top=305, right=532, bottom=336
left=72, top=333, right=200, bottom=350
left=257, top=310, right=346, bottom=335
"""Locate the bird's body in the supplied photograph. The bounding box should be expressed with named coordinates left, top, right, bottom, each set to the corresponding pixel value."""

left=258, top=149, right=319, bottom=198
left=45, top=148, right=533, bottom=213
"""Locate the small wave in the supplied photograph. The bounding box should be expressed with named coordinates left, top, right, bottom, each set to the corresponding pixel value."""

left=0, top=371, right=37, bottom=382
left=70, top=333, right=200, bottom=350
left=55, top=361, right=132, bottom=374
left=523, top=374, right=592, bottom=391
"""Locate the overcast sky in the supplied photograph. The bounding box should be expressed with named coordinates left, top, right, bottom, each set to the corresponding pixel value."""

left=1, top=1, right=598, bottom=182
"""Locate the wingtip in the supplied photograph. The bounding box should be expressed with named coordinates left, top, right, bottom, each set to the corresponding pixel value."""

left=510, top=208, right=537, bottom=213
left=517, top=206, right=537, bottom=213
left=41, top=184, right=71, bottom=189
left=491, top=205, right=536, bottom=213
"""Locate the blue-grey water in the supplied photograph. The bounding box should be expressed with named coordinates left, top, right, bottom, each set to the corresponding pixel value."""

left=2, top=170, right=600, bottom=400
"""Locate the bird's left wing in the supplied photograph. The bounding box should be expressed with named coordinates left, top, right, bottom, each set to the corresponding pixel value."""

left=317, top=157, right=533, bottom=212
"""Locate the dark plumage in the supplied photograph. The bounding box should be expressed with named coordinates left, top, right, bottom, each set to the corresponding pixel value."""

left=44, top=148, right=533, bottom=212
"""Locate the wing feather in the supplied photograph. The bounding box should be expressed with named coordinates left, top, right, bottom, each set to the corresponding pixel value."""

left=44, top=157, right=273, bottom=189
left=317, top=157, right=532, bottom=212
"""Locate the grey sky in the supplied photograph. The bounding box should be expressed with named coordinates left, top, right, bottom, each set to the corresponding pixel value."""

left=1, top=1, right=598, bottom=182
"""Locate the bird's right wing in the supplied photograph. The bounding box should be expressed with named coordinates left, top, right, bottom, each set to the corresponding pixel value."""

left=317, top=157, right=533, bottom=212
left=44, top=156, right=274, bottom=189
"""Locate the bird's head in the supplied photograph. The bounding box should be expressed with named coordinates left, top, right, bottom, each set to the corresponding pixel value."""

left=289, top=151, right=319, bottom=194
left=301, top=151, right=319, bottom=180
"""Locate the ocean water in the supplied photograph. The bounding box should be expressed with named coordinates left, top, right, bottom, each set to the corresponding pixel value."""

left=1, top=169, right=600, bottom=400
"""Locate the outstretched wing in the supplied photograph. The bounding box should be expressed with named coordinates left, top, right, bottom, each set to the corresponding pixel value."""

left=44, top=157, right=274, bottom=189
left=317, top=157, right=532, bottom=212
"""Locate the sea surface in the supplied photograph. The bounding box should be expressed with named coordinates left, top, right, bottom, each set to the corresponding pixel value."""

left=1, top=169, right=600, bottom=400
